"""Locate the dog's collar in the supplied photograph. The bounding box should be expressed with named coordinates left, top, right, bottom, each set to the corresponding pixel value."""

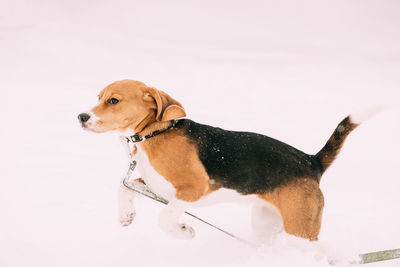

left=125, top=119, right=181, bottom=143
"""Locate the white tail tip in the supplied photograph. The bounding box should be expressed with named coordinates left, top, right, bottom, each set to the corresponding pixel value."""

left=350, top=105, right=386, bottom=124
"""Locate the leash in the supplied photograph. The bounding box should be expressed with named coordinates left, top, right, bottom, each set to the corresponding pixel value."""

left=119, top=136, right=257, bottom=247
left=358, top=248, right=400, bottom=264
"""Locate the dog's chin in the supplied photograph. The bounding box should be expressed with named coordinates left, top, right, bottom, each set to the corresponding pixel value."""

left=81, top=123, right=108, bottom=133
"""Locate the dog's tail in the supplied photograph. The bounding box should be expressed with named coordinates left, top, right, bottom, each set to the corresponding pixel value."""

left=315, top=106, right=384, bottom=174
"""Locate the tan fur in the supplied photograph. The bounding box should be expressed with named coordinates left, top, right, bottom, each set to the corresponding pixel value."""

left=131, top=144, right=137, bottom=157
left=140, top=131, right=212, bottom=202
left=146, top=87, right=186, bottom=121
left=134, top=177, right=146, bottom=185
left=258, top=178, right=324, bottom=241
left=132, top=114, right=214, bottom=202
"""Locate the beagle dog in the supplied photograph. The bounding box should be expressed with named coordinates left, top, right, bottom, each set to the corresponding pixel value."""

left=78, top=80, right=375, bottom=242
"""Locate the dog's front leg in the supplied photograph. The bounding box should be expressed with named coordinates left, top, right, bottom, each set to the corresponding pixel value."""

left=158, top=197, right=195, bottom=239
left=118, top=144, right=142, bottom=226
left=118, top=178, right=145, bottom=226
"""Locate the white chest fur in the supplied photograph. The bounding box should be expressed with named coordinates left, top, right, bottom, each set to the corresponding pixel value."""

left=134, top=144, right=176, bottom=200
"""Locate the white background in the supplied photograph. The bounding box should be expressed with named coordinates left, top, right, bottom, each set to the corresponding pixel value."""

left=1, top=1, right=399, bottom=266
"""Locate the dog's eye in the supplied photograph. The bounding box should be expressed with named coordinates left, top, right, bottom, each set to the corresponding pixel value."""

left=107, top=98, right=119, bottom=105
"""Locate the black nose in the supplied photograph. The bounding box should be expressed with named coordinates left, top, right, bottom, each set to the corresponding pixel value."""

left=78, top=113, right=90, bottom=123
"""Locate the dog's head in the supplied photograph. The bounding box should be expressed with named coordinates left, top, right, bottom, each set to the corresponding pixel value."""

left=78, top=80, right=186, bottom=133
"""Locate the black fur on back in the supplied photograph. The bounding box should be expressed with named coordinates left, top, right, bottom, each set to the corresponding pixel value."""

left=177, top=119, right=322, bottom=195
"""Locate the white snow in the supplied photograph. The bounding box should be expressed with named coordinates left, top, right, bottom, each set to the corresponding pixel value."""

left=350, top=106, right=386, bottom=125
left=1, top=1, right=400, bottom=266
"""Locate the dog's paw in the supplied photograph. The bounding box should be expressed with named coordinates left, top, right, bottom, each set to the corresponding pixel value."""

left=178, top=224, right=195, bottom=239
left=119, top=211, right=136, bottom=226
left=160, top=223, right=196, bottom=239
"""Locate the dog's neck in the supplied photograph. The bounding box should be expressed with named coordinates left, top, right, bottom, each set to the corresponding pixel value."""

left=118, top=118, right=175, bottom=141
left=118, top=112, right=157, bottom=137
left=137, top=120, right=174, bottom=137
left=118, top=110, right=185, bottom=142
left=134, top=112, right=156, bottom=134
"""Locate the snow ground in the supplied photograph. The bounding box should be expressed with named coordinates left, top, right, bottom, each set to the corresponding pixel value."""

left=1, top=0, right=400, bottom=266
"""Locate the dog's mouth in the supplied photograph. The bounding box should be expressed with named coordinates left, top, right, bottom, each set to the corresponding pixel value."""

left=80, top=122, right=100, bottom=132
left=80, top=122, right=88, bottom=129
left=79, top=122, right=92, bottom=131
left=80, top=121, right=109, bottom=133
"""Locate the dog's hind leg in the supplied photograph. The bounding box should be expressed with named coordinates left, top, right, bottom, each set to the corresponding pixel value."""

left=258, top=178, right=324, bottom=241
left=158, top=197, right=195, bottom=239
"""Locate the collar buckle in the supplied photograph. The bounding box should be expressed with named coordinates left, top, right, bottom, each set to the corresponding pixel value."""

left=129, top=134, right=144, bottom=143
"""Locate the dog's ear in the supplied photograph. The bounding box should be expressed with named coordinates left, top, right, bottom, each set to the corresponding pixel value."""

left=144, top=87, right=186, bottom=121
